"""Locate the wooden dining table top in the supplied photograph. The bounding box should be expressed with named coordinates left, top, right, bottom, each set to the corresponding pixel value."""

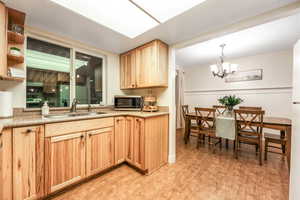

left=185, top=112, right=292, bottom=126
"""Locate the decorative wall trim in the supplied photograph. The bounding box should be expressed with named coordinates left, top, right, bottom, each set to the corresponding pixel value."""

left=185, top=86, right=292, bottom=95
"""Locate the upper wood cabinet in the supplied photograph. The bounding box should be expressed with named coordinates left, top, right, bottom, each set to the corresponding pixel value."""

left=120, top=40, right=168, bottom=89
left=45, top=132, right=86, bottom=194
left=120, top=51, right=136, bottom=89
left=12, top=126, right=44, bottom=200
left=0, top=129, right=12, bottom=200
left=86, top=127, right=115, bottom=176
left=0, top=2, right=7, bottom=78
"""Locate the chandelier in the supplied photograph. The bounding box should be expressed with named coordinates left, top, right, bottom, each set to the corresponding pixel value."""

left=210, top=44, right=238, bottom=78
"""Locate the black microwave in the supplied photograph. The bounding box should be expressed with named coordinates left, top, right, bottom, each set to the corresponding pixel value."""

left=114, top=95, right=143, bottom=111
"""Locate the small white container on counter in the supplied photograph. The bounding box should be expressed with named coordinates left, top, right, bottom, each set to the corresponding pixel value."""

left=42, top=101, right=49, bottom=116
left=0, top=91, right=13, bottom=118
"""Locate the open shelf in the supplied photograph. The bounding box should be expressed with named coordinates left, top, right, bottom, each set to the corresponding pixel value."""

left=7, top=31, right=24, bottom=44
left=0, top=75, right=24, bottom=82
left=7, top=53, right=24, bottom=64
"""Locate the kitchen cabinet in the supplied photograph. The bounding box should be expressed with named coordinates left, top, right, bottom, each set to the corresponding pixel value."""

left=45, top=132, right=86, bottom=194
left=125, top=117, right=134, bottom=164
left=12, top=126, right=44, bottom=200
left=0, top=2, right=7, bottom=78
left=120, top=51, right=136, bottom=89
left=120, top=40, right=168, bottom=89
left=86, top=127, right=115, bottom=176
left=114, top=117, right=126, bottom=164
left=0, top=129, right=12, bottom=200
left=133, top=118, right=145, bottom=170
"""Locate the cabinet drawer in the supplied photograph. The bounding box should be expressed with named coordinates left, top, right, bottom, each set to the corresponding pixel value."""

left=45, top=118, right=114, bottom=137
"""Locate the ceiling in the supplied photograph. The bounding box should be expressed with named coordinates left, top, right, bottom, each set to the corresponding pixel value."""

left=5, top=0, right=298, bottom=54
left=176, top=13, right=300, bottom=67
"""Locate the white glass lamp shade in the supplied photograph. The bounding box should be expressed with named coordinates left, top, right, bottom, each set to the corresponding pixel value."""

left=231, top=64, right=238, bottom=72
left=210, top=64, right=218, bottom=73
left=222, top=62, right=230, bottom=72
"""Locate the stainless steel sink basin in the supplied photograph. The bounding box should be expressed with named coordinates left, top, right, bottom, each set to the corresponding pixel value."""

left=44, top=112, right=107, bottom=119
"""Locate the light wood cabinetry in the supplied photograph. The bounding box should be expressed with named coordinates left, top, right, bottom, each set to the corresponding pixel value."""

left=120, top=51, right=136, bottom=89
left=0, top=129, right=12, bottom=200
left=1, top=115, right=168, bottom=199
left=125, top=117, right=134, bottom=164
left=120, top=40, right=168, bottom=89
left=114, top=117, right=126, bottom=164
left=45, top=132, right=86, bottom=194
left=133, top=118, right=146, bottom=169
left=12, top=126, right=44, bottom=200
left=0, top=2, right=7, bottom=78
left=86, top=127, right=115, bottom=176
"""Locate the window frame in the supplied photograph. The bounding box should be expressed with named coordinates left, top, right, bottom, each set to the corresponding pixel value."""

left=25, top=33, right=107, bottom=108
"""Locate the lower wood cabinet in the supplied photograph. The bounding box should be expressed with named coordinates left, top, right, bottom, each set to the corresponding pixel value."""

left=125, top=117, right=134, bottom=164
left=0, top=129, right=12, bottom=200
left=45, top=132, right=86, bottom=194
left=133, top=118, right=145, bottom=170
left=12, top=126, right=44, bottom=200
left=86, top=127, right=115, bottom=176
left=114, top=117, right=126, bottom=164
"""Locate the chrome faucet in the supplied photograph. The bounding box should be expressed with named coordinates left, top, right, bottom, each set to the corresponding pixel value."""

left=70, top=99, right=79, bottom=113
left=88, top=103, right=92, bottom=112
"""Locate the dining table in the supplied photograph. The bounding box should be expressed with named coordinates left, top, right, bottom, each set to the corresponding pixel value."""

left=184, top=112, right=292, bottom=169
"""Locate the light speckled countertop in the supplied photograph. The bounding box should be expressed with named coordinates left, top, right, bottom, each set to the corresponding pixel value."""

left=0, top=110, right=169, bottom=132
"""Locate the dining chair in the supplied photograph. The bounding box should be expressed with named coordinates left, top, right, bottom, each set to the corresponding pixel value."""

left=195, top=107, right=222, bottom=152
left=264, top=132, right=287, bottom=160
left=182, top=105, right=198, bottom=137
left=234, top=109, right=265, bottom=165
left=238, top=106, right=262, bottom=151
left=213, top=105, right=226, bottom=115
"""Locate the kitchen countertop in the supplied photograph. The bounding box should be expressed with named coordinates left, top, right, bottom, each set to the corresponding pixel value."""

left=0, top=110, right=169, bottom=132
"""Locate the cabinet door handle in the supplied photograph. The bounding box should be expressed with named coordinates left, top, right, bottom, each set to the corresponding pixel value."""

left=0, top=133, right=2, bottom=150
left=80, top=134, right=85, bottom=139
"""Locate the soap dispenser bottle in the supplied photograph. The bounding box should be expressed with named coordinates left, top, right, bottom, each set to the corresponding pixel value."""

left=42, top=101, right=49, bottom=116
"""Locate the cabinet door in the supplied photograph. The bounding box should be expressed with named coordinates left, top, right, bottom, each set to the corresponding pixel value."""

left=45, top=132, right=85, bottom=194
left=0, top=129, right=12, bottom=200
left=133, top=118, right=145, bottom=170
left=125, top=117, right=134, bottom=163
left=13, top=126, right=44, bottom=200
left=120, top=51, right=136, bottom=89
left=86, top=127, right=115, bottom=176
left=114, top=117, right=126, bottom=164
left=136, top=42, right=156, bottom=88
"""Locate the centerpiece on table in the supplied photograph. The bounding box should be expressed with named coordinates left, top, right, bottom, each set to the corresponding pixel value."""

left=218, top=95, right=243, bottom=115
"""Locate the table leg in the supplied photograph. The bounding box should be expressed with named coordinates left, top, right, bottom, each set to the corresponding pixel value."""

left=184, top=116, right=191, bottom=144
left=225, top=139, right=229, bottom=149
left=280, top=130, right=286, bottom=154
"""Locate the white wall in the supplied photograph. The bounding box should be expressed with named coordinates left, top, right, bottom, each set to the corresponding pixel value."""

left=183, top=50, right=293, bottom=118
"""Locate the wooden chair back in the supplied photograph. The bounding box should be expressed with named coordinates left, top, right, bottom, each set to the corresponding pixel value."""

left=234, top=109, right=265, bottom=136
left=195, top=107, right=216, bottom=129
left=182, top=105, right=189, bottom=120
left=239, top=106, right=262, bottom=111
left=213, top=105, right=226, bottom=115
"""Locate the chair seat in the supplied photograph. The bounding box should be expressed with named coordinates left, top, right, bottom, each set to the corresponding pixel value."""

left=198, top=127, right=217, bottom=137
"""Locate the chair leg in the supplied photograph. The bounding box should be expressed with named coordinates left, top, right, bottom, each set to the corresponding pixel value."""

left=259, top=141, right=262, bottom=166
left=233, top=140, right=236, bottom=150
left=219, top=138, right=222, bottom=150
left=264, top=139, right=268, bottom=161
left=235, top=139, right=239, bottom=159
left=225, top=139, right=229, bottom=149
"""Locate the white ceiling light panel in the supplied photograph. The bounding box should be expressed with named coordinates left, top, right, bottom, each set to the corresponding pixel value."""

left=49, top=0, right=159, bottom=38
left=131, top=0, right=207, bottom=23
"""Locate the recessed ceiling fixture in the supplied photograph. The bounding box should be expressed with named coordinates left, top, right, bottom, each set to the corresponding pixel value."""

left=49, top=0, right=159, bottom=38
left=131, top=0, right=207, bottom=23
left=210, top=44, right=238, bottom=78
left=49, top=0, right=207, bottom=38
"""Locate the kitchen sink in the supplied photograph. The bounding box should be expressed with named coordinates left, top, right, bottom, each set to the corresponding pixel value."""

left=44, top=112, right=107, bottom=119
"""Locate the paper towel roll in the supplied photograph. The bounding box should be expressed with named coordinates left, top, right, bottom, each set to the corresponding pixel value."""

left=0, top=91, right=13, bottom=117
